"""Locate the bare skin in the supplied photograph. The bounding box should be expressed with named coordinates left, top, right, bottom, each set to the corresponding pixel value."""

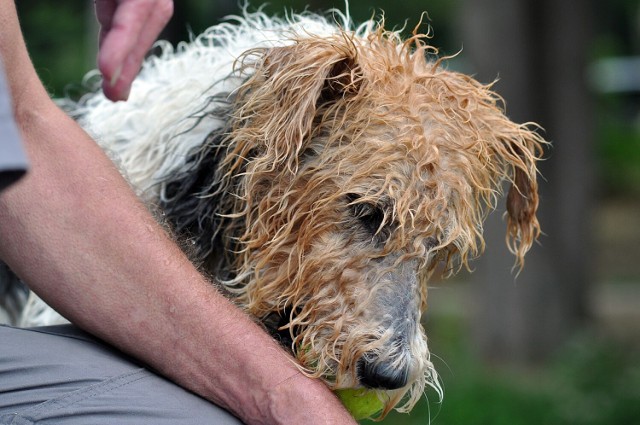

left=95, top=0, right=174, bottom=101
left=0, top=1, right=356, bottom=424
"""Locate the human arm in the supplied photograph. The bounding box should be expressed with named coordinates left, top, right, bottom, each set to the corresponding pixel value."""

left=0, top=2, right=356, bottom=424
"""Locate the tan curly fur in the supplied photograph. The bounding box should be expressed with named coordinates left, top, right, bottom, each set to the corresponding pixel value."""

left=204, top=23, right=545, bottom=417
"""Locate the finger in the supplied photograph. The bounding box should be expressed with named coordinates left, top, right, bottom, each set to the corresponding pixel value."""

left=97, top=0, right=173, bottom=100
left=119, top=3, right=172, bottom=81
left=98, top=0, right=150, bottom=70
left=97, top=0, right=153, bottom=88
left=94, top=0, right=117, bottom=48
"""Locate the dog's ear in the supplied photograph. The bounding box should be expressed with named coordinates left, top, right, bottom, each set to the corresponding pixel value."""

left=317, top=53, right=362, bottom=106
left=262, top=42, right=362, bottom=108
left=234, top=39, right=362, bottom=172
left=502, top=133, right=544, bottom=269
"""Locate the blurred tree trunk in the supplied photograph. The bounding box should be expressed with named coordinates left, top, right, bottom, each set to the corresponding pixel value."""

left=458, top=0, right=594, bottom=363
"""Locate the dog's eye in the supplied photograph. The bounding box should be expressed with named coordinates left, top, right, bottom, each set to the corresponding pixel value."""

left=346, top=194, right=387, bottom=236
left=354, top=203, right=385, bottom=234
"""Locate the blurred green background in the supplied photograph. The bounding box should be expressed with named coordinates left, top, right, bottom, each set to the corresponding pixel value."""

left=15, top=0, right=640, bottom=423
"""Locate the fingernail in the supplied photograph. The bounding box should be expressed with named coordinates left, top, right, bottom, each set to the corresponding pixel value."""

left=110, top=64, right=123, bottom=87
left=120, top=86, right=131, bottom=101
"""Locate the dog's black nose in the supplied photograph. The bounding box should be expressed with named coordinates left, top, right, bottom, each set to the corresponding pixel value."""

left=357, top=356, right=409, bottom=390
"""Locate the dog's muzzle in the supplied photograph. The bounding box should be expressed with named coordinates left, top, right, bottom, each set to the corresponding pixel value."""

left=357, top=350, right=410, bottom=390
left=355, top=256, right=423, bottom=390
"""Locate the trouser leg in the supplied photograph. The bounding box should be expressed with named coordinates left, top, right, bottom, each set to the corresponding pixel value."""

left=0, top=325, right=243, bottom=425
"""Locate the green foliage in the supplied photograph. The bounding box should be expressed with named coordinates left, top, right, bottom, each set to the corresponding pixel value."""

left=596, top=101, right=640, bottom=197
left=362, top=318, right=640, bottom=425
left=549, top=333, right=640, bottom=425
left=16, top=1, right=91, bottom=97
left=588, top=0, right=640, bottom=198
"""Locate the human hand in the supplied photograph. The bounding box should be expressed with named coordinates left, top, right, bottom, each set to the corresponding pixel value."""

left=95, top=0, right=173, bottom=101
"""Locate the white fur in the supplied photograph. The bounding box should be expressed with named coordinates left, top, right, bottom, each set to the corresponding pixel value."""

left=20, top=293, right=68, bottom=327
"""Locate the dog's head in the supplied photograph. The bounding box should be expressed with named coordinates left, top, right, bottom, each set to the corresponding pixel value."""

left=189, top=23, right=545, bottom=416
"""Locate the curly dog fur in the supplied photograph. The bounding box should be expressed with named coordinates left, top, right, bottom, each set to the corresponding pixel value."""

left=7, top=8, right=546, bottom=418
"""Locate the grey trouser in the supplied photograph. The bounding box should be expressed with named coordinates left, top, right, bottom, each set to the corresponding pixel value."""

left=0, top=325, right=243, bottom=424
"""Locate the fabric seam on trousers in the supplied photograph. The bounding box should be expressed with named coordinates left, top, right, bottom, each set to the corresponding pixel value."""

left=6, top=368, right=149, bottom=423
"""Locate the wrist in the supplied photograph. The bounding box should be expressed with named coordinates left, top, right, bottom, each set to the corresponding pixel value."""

left=266, top=373, right=356, bottom=425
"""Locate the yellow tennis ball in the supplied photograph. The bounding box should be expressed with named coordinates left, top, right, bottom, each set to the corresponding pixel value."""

left=334, top=388, right=384, bottom=420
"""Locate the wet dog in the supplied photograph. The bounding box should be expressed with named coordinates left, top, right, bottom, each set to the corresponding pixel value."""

left=11, top=9, right=545, bottom=418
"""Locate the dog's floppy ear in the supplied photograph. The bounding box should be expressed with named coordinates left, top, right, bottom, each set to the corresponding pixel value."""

left=316, top=52, right=362, bottom=105
left=502, top=132, right=544, bottom=269
left=234, top=39, right=362, bottom=172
